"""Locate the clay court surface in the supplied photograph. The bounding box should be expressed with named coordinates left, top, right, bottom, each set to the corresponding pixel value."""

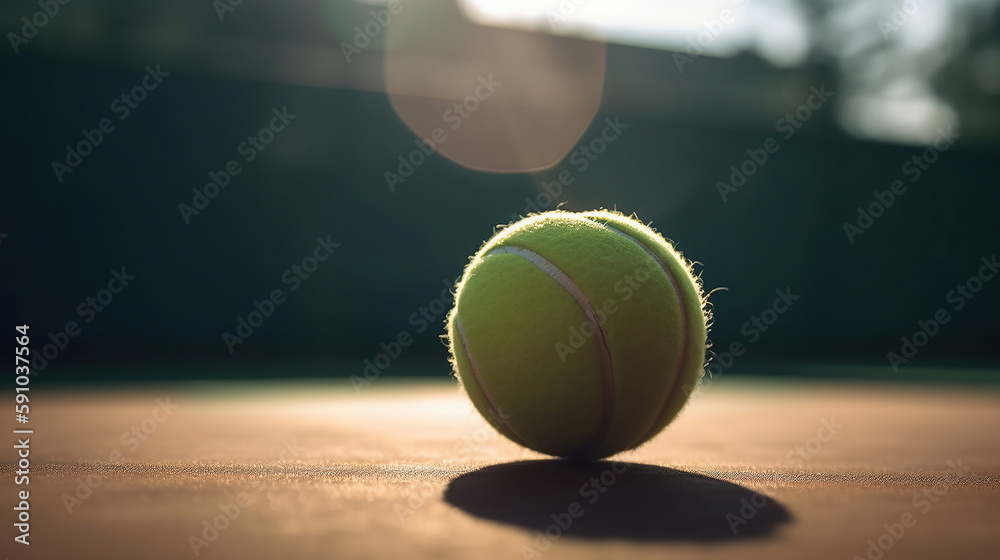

left=3, top=374, right=999, bottom=560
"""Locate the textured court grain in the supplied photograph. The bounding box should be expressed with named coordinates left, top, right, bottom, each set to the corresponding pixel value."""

left=2, top=375, right=999, bottom=560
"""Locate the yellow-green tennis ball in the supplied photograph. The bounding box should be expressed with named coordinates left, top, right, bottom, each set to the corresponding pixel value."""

left=447, top=210, right=708, bottom=460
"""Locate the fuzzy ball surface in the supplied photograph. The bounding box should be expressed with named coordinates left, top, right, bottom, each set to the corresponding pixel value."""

left=447, top=210, right=708, bottom=459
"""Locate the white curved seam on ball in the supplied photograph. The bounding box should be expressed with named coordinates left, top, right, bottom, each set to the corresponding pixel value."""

left=484, top=245, right=616, bottom=453
left=598, top=224, right=690, bottom=446
left=455, top=316, right=531, bottom=446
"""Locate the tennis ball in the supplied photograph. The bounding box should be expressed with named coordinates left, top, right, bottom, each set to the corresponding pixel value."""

left=447, top=210, right=708, bottom=460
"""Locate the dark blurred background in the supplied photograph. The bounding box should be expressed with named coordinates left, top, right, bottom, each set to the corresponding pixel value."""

left=2, top=0, right=998, bottom=383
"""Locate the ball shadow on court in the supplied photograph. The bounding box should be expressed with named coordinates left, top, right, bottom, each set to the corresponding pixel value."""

left=444, top=460, right=792, bottom=542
